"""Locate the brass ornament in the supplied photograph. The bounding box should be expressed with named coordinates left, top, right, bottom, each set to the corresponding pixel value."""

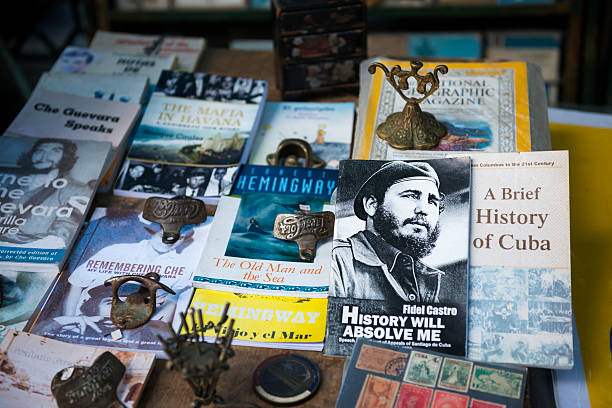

left=143, top=195, right=207, bottom=244
left=51, top=351, right=126, bottom=408
left=104, top=272, right=175, bottom=330
left=266, top=139, right=326, bottom=168
left=273, top=210, right=334, bottom=261
left=368, top=60, right=449, bottom=150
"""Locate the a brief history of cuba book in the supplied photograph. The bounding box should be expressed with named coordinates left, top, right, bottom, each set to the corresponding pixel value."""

left=185, top=289, right=328, bottom=350
left=192, top=164, right=337, bottom=297
left=467, top=151, right=572, bottom=369
left=0, top=135, right=112, bottom=273
left=355, top=58, right=537, bottom=160
left=28, top=208, right=212, bottom=355
left=325, top=158, right=471, bottom=357
left=335, top=338, right=527, bottom=408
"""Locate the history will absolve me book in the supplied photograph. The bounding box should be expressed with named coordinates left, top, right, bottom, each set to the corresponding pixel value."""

left=324, top=158, right=471, bottom=357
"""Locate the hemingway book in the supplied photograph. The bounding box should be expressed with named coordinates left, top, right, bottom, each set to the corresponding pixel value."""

left=114, top=80, right=267, bottom=204
left=0, top=135, right=112, bottom=273
left=248, top=101, right=355, bottom=169
left=192, top=164, right=337, bottom=297
left=336, top=338, right=527, bottom=408
left=0, top=330, right=155, bottom=408
left=354, top=57, right=551, bottom=160
left=466, top=151, right=572, bottom=369
left=185, top=289, right=328, bottom=350
left=89, top=30, right=206, bottom=72
left=28, top=207, right=212, bottom=356
left=324, top=158, right=471, bottom=357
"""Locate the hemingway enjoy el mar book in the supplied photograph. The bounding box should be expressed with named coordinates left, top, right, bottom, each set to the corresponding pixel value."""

left=324, top=158, right=471, bottom=357
left=28, top=207, right=212, bottom=355
left=192, top=164, right=337, bottom=297
left=0, top=135, right=112, bottom=273
left=115, top=77, right=268, bottom=204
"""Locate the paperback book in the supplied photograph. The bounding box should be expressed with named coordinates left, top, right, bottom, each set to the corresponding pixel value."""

left=28, top=207, right=212, bottom=355
left=335, top=338, right=527, bottom=408
left=354, top=57, right=551, bottom=160
left=192, top=164, right=337, bottom=297
left=185, top=289, right=327, bottom=350
left=51, top=45, right=177, bottom=83
left=325, top=158, right=471, bottom=357
left=466, top=151, right=572, bottom=368
left=89, top=30, right=206, bottom=71
left=0, top=330, right=155, bottom=408
left=0, top=135, right=112, bottom=273
left=34, top=71, right=149, bottom=104
left=115, top=80, right=267, bottom=203
left=248, top=101, right=355, bottom=169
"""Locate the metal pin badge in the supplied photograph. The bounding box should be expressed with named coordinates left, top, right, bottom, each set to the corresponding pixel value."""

left=104, top=272, right=175, bottom=330
left=51, top=351, right=126, bottom=408
left=266, top=139, right=326, bottom=168
left=143, top=195, right=207, bottom=244
left=273, top=210, right=334, bottom=261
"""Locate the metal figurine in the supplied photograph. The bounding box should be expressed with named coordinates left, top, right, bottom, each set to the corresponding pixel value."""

left=158, top=303, right=249, bottom=408
left=368, top=59, right=449, bottom=150
left=266, top=138, right=326, bottom=168
left=104, top=272, right=175, bottom=330
left=51, top=351, right=126, bottom=408
left=273, top=210, right=335, bottom=261
left=143, top=195, right=207, bottom=244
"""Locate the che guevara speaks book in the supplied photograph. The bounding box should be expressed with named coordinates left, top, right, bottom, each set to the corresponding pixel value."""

left=324, top=158, right=471, bottom=357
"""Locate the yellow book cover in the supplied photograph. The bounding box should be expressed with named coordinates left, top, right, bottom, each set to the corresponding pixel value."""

left=184, top=289, right=328, bottom=350
left=355, top=58, right=539, bottom=160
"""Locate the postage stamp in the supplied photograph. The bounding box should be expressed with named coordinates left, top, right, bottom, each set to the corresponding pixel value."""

left=355, top=344, right=408, bottom=377
left=470, top=365, right=523, bottom=399
left=431, top=390, right=470, bottom=408
left=355, top=374, right=400, bottom=408
left=469, top=399, right=506, bottom=408
left=438, top=357, right=473, bottom=392
left=403, top=351, right=443, bottom=386
left=395, top=383, right=434, bottom=408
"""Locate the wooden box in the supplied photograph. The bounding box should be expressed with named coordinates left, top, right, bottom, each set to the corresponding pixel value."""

left=272, top=0, right=367, bottom=99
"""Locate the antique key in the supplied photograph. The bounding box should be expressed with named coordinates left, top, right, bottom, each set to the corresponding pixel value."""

left=273, top=210, right=334, bottom=261
left=143, top=195, right=207, bottom=244
left=51, top=351, right=126, bottom=408
left=104, top=272, right=175, bottom=330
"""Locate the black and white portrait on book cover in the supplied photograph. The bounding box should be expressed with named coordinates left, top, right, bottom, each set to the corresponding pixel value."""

left=324, top=158, right=471, bottom=357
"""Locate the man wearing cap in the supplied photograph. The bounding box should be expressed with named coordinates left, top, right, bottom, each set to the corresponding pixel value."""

left=331, top=161, right=447, bottom=303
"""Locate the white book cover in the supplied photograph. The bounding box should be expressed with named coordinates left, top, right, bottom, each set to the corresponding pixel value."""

left=90, top=30, right=206, bottom=72
left=34, top=71, right=149, bottom=104
left=248, top=101, right=355, bottom=169
left=51, top=45, right=176, bottom=83
left=0, top=330, right=155, bottom=408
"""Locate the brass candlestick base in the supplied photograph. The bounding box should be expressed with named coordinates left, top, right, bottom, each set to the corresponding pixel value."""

left=369, top=60, right=449, bottom=150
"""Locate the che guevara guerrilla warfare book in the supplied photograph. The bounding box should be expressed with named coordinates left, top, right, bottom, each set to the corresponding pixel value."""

left=28, top=207, right=212, bottom=356
left=0, top=135, right=112, bottom=273
left=324, top=158, right=471, bottom=357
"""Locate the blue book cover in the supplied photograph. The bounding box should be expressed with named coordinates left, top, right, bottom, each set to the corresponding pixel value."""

left=408, top=33, right=482, bottom=59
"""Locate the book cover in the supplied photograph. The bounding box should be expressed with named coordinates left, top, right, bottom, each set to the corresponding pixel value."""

left=407, top=32, right=482, bottom=59
left=192, top=164, right=337, bottom=297
left=355, top=57, right=550, bottom=159
left=335, top=338, right=527, bottom=408
left=185, top=289, right=327, bottom=350
left=248, top=101, right=354, bottom=169
left=325, top=158, right=471, bottom=357
left=50, top=45, right=176, bottom=83
left=89, top=30, right=206, bottom=72
left=0, top=272, right=55, bottom=341
left=0, top=330, right=155, bottom=408
left=34, top=71, right=149, bottom=104
left=0, top=135, right=112, bottom=273
left=115, top=90, right=267, bottom=204
left=28, top=207, right=212, bottom=355
left=466, top=151, right=571, bottom=368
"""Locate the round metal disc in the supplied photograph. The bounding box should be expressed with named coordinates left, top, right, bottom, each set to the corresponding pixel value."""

left=253, top=353, right=320, bottom=405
